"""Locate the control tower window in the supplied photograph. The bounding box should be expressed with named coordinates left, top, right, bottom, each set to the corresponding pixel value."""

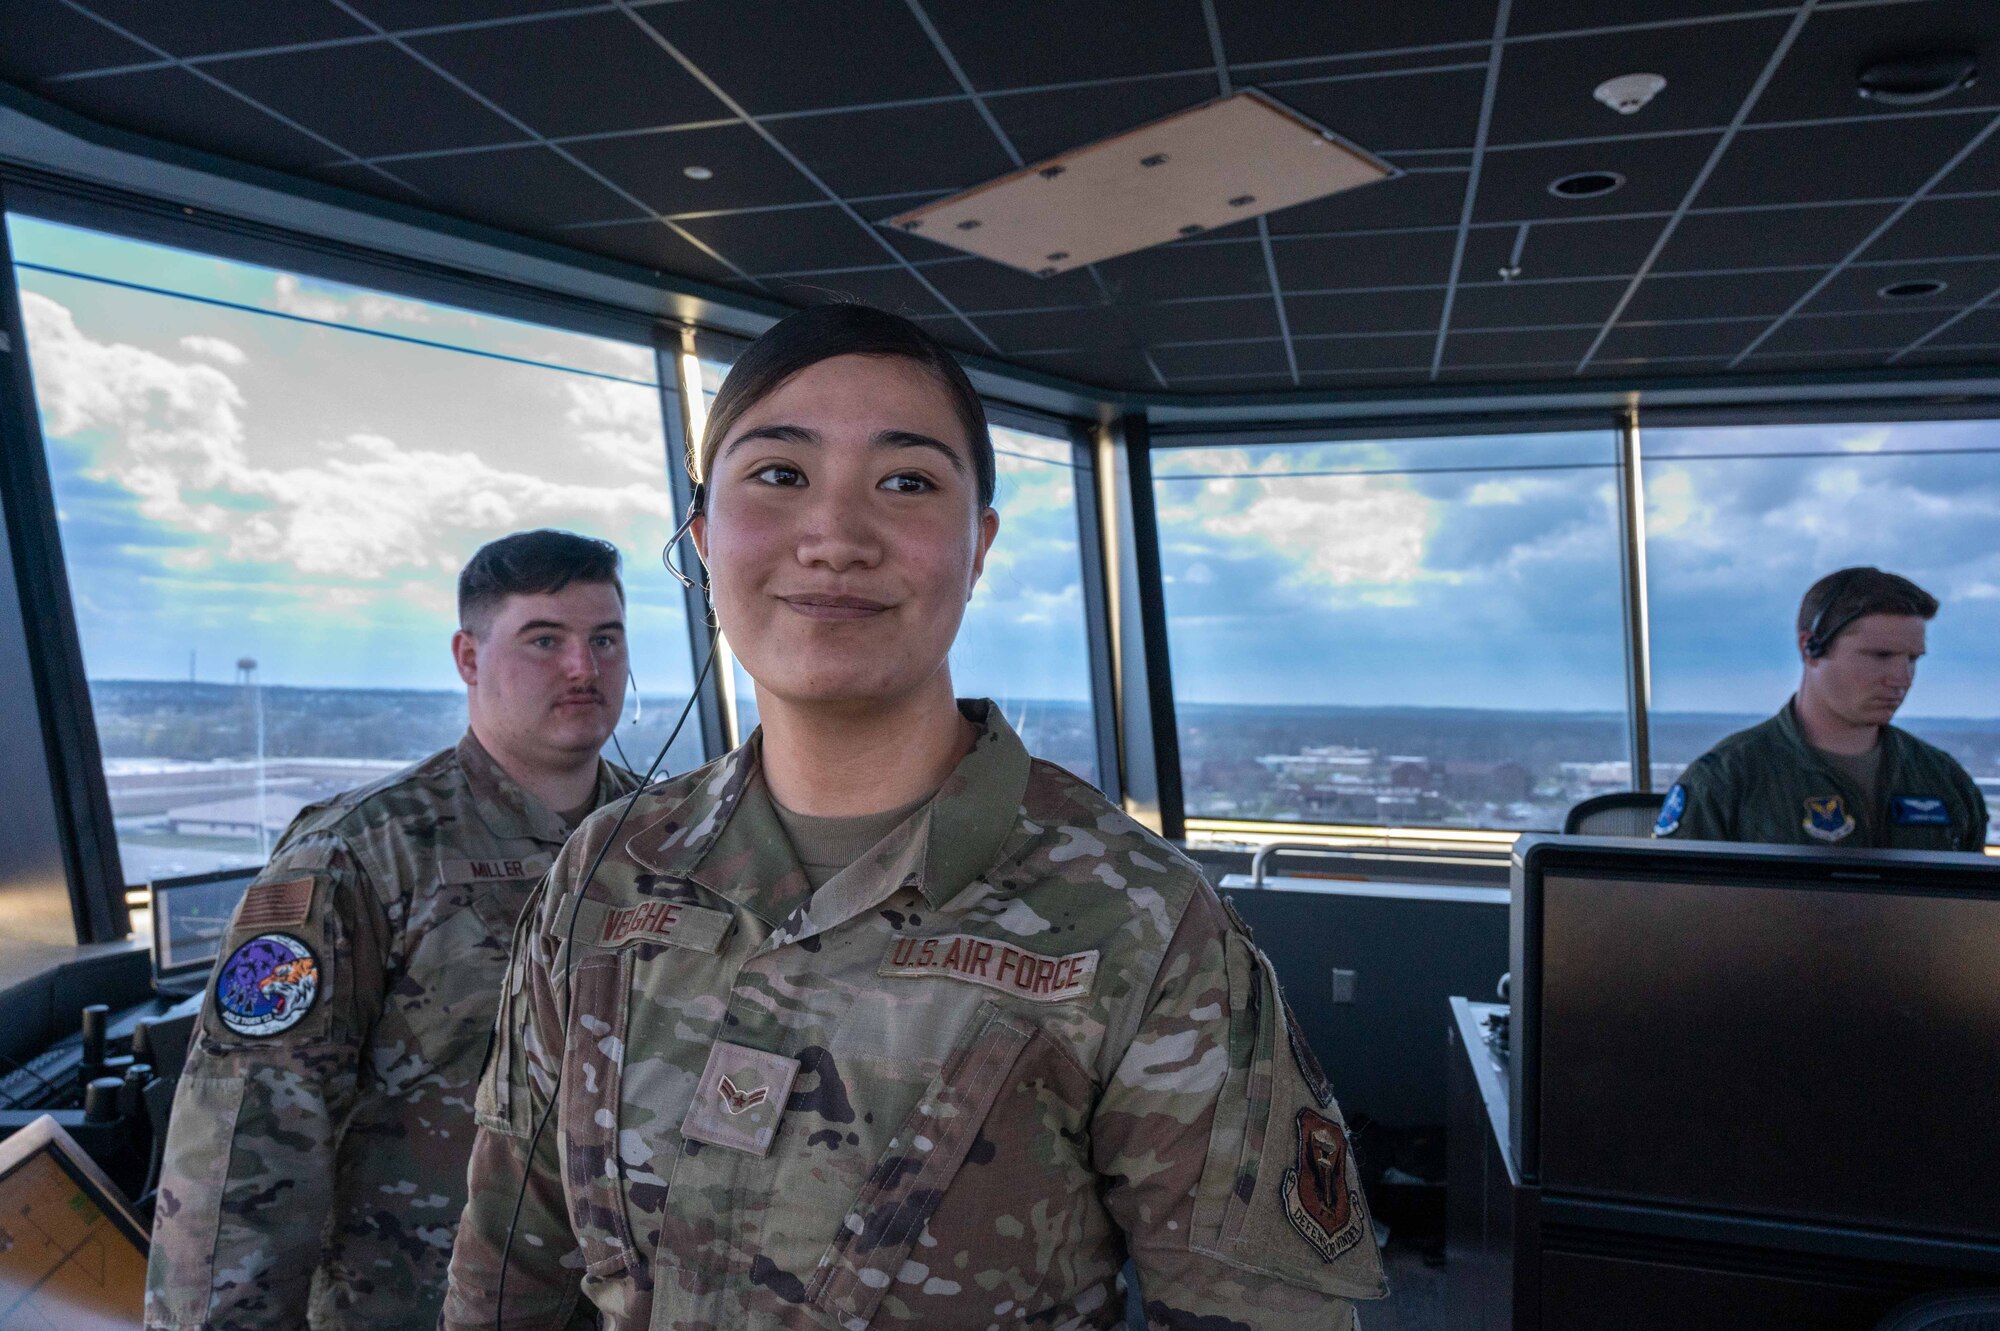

left=6, top=213, right=695, bottom=889
left=1644, top=419, right=2000, bottom=844
left=1152, top=430, right=1625, bottom=832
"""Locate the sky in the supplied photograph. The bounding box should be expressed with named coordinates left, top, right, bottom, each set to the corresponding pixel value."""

left=1154, top=422, right=2000, bottom=723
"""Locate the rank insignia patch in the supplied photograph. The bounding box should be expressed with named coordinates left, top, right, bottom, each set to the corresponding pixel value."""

left=215, top=933, right=321, bottom=1038
left=681, top=1041, right=800, bottom=1156
left=1890, top=795, right=1951, bottom=826
left=1281, top=1107, right=1366, bottom=1264
left=1653, top=783, right=1686, bottom=837
left=1802, top=794, right=1856, bottom=843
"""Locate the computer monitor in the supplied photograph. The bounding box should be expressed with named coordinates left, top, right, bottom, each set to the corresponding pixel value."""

left=150, top=867, right=259, bottom=993
left=0, top=1115, right=148, bottom=1329
left=1511, top=836, right=2000, bottom=1244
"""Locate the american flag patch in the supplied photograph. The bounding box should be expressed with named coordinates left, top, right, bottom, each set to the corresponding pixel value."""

left=235, top=877, right=315, bottom=929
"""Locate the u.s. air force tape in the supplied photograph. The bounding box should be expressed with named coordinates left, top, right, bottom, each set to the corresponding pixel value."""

left=215, top=933, right=322, bottom=1038
left=878, top=933, right=1099, bottom=1003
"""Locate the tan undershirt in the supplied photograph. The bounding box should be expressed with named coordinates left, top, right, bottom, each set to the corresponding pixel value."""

left=1814, top=740, right=1883, bottom=813
left=772, top=791, right=934, bottom=889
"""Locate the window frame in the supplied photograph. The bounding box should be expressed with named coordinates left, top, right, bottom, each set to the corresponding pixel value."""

left=0, top=173, right=697, bottom=935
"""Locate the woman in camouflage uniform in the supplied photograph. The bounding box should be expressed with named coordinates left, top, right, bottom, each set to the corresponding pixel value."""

left=443, top=305, right=1386, bottom=1331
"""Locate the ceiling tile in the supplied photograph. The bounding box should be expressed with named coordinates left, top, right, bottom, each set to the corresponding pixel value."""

left=378, top=145, right=638, bottom=230
left=1656, top=202, right=1894, bottom=271
left=1807, top=258, right=2000, bottom=315
left=1700, top=116, right=1982, bottom=209
left=1211, top=0, right=1495, bottom=66
left=1263, top=66, right=1487, bottom=153
left=1490, top=16, right=1794, bottom=145
left=677, top=203, right=893, bottom=273
left=347, top=0, right=608, bottom=26
left=1014, top=346, right=1161, bottom=390
left=1122, top=295, right=1281, bottom=344
left=1266, top=170, right=1468, bottom=234
left=1442, top=326, right=1597, bottom=367
left=633, top=0, right=960, bottom=116
left=976, top=306, right=1133, bottom=354
left=1748, top=0, right=2000, bottom=125
left=408, top=12, right=727, bottom=138
left=1755, top=309, right=1946, bottom=356
left=1887, top=344, right=2000, bottom=369
left=1911, top=309, right=2000, bottom=344
left=1866, top=194, right=2000, bottom=264
left=915, top=256, right=1103, bottom=312
left=1738, top=349, right=1897, bottom=374
left=1940, top=122, right=2000, bottom=193
left=1450, top=276, right=1625, bottom=329
left=567, top=124, right=822, bottom=215
left=768, top=268, right=949, bottom=318
left=0, top=0, right=156, bottom=81
left=1273, top=228, right=1460, bottom=289
left=924, top=0, right=1214, bottom=90
left=1595, top=320, right=1761, bottom=361
left=764, top=102, right=1017, bottom=199
left=205, top=41, right=522, bottom=158
left=1285, top=288, right=1445, bottom=335
left=1151, top=339, right=1292, bottom=379
left=1621, top=269, right=1823, bottom=321
left=1463, top=214, right=1663, bottom=280
left=74, top=0, right=368, bottom=57
left=568, top=218, right=749, bottom=286
left=1473, top=131, right=1719, bottom=223
left=1095, top=241, right=1271, bottom=303
left=985, top=73, right=1216, bottom=164
left=38, top=66, right=342, bottom=173
left=1508, top=0, right=1787, bottom=38
left=1294, top=334, right=1436, bottom=374
left=1585, top=355, right=1731, bottom=378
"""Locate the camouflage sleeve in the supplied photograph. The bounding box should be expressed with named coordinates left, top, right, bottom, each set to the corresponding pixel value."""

left=145, top=835, right=389, bottom=1330
left=1093, top=888, right=1386, bottom=1328
left=441, top=874, right=585, bottom=1331
left=1655, top=757, right=1732, bottom=840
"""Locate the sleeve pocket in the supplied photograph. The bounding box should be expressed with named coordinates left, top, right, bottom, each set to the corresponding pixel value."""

left=807, top=1002, right=1034, bottom=1328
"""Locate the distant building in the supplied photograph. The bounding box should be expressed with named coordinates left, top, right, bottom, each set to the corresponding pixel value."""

left=165, top=793, right=310, bottom=838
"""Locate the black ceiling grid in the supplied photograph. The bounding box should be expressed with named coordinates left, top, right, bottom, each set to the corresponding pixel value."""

left=3, top=0, right=1998, bottom=396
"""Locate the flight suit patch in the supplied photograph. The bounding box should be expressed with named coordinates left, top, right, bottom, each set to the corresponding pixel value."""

left=681, top=1041, right=800, bottom=1156
left=234, top=877, right=314, bottom=930
left=1654, top=783, right=1686, bottom=837
left=1802, top=794, right=1856, bottom=843
left=878, top=933, right=1098, bottom=1003
left=438, top=854, right=553, bottom=884
left=1281, top=1108, right=1365, bottom=1264
left=1891, top=795, right=1951, bottom=826
left=215, top=934, right=322, bottom=1038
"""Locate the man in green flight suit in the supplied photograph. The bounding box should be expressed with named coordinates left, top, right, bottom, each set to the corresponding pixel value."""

left=145, top=529, right=642, bottom=1331
left=1655, top=566, right=1988, bottom=851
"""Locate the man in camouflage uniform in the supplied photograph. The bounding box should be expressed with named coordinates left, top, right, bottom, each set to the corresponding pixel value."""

left=146, top=530, right=643, bottom=1331
left=443, top=699, right=1386, bottom=1330
left=1656, top=566, right=1988, bottom=850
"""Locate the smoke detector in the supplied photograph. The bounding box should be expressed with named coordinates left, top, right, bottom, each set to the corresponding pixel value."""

left=1594, top=73, right=1666, bottom=115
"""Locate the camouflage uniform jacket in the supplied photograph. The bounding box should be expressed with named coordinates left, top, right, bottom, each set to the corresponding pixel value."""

left=145, top=731, right=639, bottom=1331
left=1655, top=698, right=1989, bottom=850
left=443, top=699, right=1386, bottom=1331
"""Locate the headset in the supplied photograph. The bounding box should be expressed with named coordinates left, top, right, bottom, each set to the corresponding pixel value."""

left=494, top=483, right=715, bottom=1327
left=1803, top=566, right=1870, bottom=658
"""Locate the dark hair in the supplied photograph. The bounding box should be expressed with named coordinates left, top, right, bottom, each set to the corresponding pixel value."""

left=458, top=529, right=623, bottom=635
left=694, top=304, right=994, bottom=509
left=1796, top=566, right=1939, bottom=646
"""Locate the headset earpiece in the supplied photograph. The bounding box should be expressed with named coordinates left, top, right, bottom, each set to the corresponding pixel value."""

left=1804, top=567, right=1865, bottom=659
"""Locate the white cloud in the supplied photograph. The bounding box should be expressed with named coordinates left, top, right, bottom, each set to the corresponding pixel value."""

left=178, top=335, right=247, bottom=366
left=23, top=290, right=676, bottom=583
left=563, top=378, right=670, bottom=477
left=1204, top=472, right=1429, bottom=587
left=269, top=273, right=444, bottom=326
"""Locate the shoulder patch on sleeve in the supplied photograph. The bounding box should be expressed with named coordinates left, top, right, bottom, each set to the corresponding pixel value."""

left=234, top=877, right=315, bottom=930
left=215, top=934, right=323, bottom=1038
left=1653, top=783, right=1687, bottom=837
left=1282, top=1107, right=1368, bottom=1264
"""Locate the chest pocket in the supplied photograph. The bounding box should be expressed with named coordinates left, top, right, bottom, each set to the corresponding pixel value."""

left=398, top=881, right=536, bottom=1078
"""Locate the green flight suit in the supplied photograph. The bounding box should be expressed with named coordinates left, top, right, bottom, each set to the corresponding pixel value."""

left=443, top=699, right=1387, bottom=1331
left=1654, top=698, right=1989, bottom=851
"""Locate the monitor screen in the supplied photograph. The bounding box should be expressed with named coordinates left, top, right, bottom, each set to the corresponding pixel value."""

left=1522, top=844, right=2000, bottom=1243
left=151, top=868, right=259, bottom=981
left=0, top=1117, right=148, bottom=1329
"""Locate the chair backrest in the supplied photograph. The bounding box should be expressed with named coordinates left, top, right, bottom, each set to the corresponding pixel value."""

left=1563, top=791, right=1667, bottom=837
left=1873, top=1290, right=2000, bottom=1331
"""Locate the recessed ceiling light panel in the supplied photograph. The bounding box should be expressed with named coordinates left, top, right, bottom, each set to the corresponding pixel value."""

left=1878, top=278, right=1948, bottom=299
left=881, top=90, right=1397, bottom=276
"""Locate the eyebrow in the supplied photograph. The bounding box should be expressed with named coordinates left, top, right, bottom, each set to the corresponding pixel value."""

left=515, top=619, right=626, bottom=635
left=721, top=424, right=969, bottom=475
